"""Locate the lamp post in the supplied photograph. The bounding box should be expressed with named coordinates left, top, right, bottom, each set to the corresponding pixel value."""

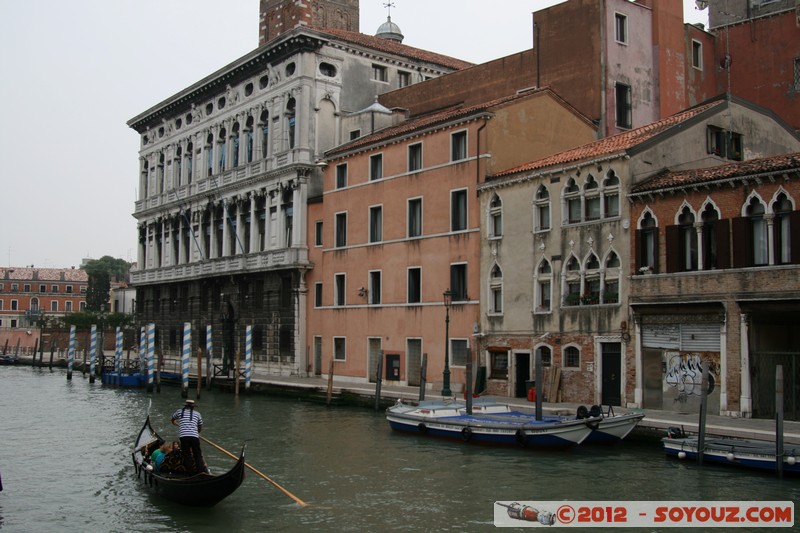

left=441, top=289, right=452, bottom=397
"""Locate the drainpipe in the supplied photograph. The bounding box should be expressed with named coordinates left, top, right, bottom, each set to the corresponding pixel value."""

left=599, top=0, right=607, bottom=135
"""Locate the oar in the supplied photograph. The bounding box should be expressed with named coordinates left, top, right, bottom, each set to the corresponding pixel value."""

left=201, top=436, right=309, bottom=508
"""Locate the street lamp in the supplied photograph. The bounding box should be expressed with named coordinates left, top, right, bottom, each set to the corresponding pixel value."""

left=442, top=289, right=452, bottom=397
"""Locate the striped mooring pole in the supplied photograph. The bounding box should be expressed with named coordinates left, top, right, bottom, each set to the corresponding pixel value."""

left=89, top=324, right=97, bottom=384
left=245, top=325, right=252, bottom=391
left=206, top=325, right=213, bottom=390
left=115, top=327, right=123, bottom=385
left=139, top=326, right=146, bottom=382
left=181, top=322, right=191, bottom=398
left=67, top=325, right=76, bottom=380
left=146, top=323, right=155, bottom=392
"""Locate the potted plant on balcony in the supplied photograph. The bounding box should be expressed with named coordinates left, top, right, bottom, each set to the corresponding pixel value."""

left=564, top=293, right=581, bottom=306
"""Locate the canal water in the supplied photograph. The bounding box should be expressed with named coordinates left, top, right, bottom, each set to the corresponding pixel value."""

left=0, top=366, right=797, bottom=532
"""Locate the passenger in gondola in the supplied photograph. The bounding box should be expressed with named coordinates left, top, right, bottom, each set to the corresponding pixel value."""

left=151, top=441, right=180, bottom=473
left=171, top=399, right=208, bottom=474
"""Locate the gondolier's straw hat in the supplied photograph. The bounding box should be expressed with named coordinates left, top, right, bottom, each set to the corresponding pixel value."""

left=185, top=399, right=195, bottom=406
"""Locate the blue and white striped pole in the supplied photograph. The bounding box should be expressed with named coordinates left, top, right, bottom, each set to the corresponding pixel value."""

left=67, top=325, right=76, bottom=380
left=146, top=323, right=155, bottom=392
left=206, top=325, right=212, bottom=389
left=139, top=326, right=146, bottom=382
left=181, top=322, right=191, bottom=398
left=115, top=327, right=123, bottom=385
left=245, top=325, right=252, bottom=391
left=89, top=324, right=97, bottom=384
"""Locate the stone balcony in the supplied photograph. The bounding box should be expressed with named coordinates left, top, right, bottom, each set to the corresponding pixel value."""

left=130, top=247, right=309, bottom=286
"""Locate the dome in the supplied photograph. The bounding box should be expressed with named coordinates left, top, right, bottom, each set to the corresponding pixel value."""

left=376, top=16, right=404, bottom=42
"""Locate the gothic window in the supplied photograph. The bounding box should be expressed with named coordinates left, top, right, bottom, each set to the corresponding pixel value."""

left=747, top=196, right=769, bottom=266
left=637, top=211, right=658, bottom=273
left=535, top=259, right=552, bottom=312
left=489, top=264, right=503, bottom=314
left=564, top=178, right=581, bottom=224
left=603, top=171, right=620, bottom=217
left=584, top=176, right=600, bottom=221
left=286, top=98, right=296, bottom=150
left=773, top=193, right=793, bottom=265
left=489, top=194, right=502, bottom=239
left=535, top=185, right=551, bottom=231
left=260, top=110, right=270, bottom=159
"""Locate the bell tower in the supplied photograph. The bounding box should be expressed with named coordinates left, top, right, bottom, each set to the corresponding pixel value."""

left=259, top=0, right=360, bottom=46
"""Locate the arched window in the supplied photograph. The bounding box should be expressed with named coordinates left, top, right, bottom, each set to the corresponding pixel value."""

left=679, top=206, right=697, bottom=271
left=245, top=116, right=254, bottom=163
left=564, top=345, right=580, bottom=368
left=637, top=211, right=658, bottom=273
left=489, top=264, right=503, bottom=314
left=535, top=185, right=550, bottom=231
left=584, top=175, right=600, bottom=221
left=535, top=259, right=552, bottom=312
left=584, top=253, right=600, bottom=304
left=701, top=203, right=720, bottom=270
left=604, top=252, right=620, bottom=304
left=564, top=178, right=581, bottom=224
left=260, top=110, right=270, bottom=159
left=564, top=256, right=581, bottom=306
left=232, top=122, right=240, bottom=168
left=773, top=193, right=793, bottom=264
left=603, top=171, right=620, bottom=217
left=536, top=345, right=552, bottom=367
left=286, top=98, right=296, bottom=150
left=218, top=128, right=227, bottom=172
left=747, top=196, right=768, bottom=266
left=489, top=194, right=503, bottom=238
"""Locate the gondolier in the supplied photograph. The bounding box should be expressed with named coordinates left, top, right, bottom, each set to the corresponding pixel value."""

left=171, top=399, right=208, bottom=474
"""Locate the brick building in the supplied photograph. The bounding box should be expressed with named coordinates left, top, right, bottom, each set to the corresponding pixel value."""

left=307, top=88, right=595, bottom=390
left=478, top=96, right=800, bottom=409
left=128, top=0, right=472, bottom=373
left=0, top=267, right=87, bottom=352
left=629, top=152, right=800, bottom=419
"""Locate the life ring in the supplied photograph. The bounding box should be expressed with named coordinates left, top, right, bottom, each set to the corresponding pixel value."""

left=576, top=405, right=589, bottom=419
left=461, top=427, right=472, bottom=442
left=515, top=428, right=528, bottom=447
left=417, top=423, right=428, bottom=434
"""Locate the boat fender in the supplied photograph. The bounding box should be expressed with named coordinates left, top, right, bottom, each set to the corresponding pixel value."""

left=588, top=405, right=602, bottom=418
left=515, top=428, right=528, bottom=447
left=707, top=375, right=715, bottom=395
left=461, top=427, right=472, bottom=442
left=417, top=423, right=428, bottom=434
left=576, top=405, right=589, bottom=419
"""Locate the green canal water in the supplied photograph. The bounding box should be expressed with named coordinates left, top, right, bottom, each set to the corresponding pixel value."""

left=0, top=366, right=797, bottom=532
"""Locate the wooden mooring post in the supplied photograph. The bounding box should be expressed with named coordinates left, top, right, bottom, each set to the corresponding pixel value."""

left=419, top=353, right=427, bottom=402
left=326, top=358, right=335, bottom=406
left=697, top=361, right=710, bottom=466
left=776, top=365, right=785, bottom=479
left=374, top=352, right=384, bottom=412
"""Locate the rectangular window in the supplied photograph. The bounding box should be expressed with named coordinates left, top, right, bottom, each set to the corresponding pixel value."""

left=51, top=285, right=58, bottom=293
left=335, top=163, right=347, bottom=189
left=615, top=82, right=632, bottom=129
left=11, top=300, right=18, bottom=310
left=408, top=198, right=422, bottom=237
left=451, top=131, right=467, bottom=161
left=450, top=263, right=467, bottom=302
left=490, top=285, right=502, bottom=314
left=615, top=13, right=628, bottom=44
left=538, top=280, right=551, bottom=311
left=369, top=271, right=381, bottom=305
left=315, top=221, right=323, bottom=246
left=51, top=300, right=58, bottom=312
left=398, top=70, right=411, bottom=88
left=407, top=267, right=421, bottom=304
left=451, top=339, right=468, bottom=367
left=794, top=58, right=800, bottom=91
left=707, top=126, right=743, bottom=161
left=314, top=282, right=322, bottom=307
left=335, top=212, right=347, bottom=248
left=369, top=205, right=383, bottom=243
left=585, top=196, right=601, bottom=221
left=334, top=274, right=346, bottom=306
left=451, top=189, right=467, bottom=231
left=349, top=130, right=361, bottom=141
left=564, top=346, right=580, bottom=368
left=692, top=40, right=703, bottom=70
left=23, top=284, right=31, bottom=292
left=370, top=153, right=383, bottom=181
left=39, top=284, right=46, bottom=293
left=372, top=64, right=388, bottom=82
left=408, top=143, right=422, bottom=172
left=568, top=197, right=582, bottom=224
left=490, top=351, right=508, bottom=379
left=334, top=337, right=346, bottom=360
left=605, top=193, right=619, bottom=218
left=66, top=285, right=73, bottom=293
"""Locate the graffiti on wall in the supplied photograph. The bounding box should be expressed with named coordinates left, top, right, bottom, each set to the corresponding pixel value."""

left=664, top=352, right=718, bottom=405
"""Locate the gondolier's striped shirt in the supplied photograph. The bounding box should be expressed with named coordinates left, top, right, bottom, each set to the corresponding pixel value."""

left=171, top=407, right=203, bottom=438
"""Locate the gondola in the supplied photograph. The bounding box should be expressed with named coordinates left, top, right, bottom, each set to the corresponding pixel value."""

left=131, top=415, right=246, bottom=507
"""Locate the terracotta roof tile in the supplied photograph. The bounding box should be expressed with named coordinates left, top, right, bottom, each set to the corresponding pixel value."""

left=630, top=152, right=800, bottom=195
left=0, top=267, right=88, bottom=282
left=492, top=100, right=725, bottom=178
left=317, top=29, right=474, bottom=71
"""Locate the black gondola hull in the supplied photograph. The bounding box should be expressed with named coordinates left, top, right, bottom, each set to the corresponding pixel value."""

left=132, top=416, right=245, bottom=507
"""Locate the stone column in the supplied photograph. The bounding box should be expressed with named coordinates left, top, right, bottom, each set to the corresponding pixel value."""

left=695, top=222, right=704, bottom=271
left=264, top=193, right=273, bottom=251
left=633, top=316, right=643, bottom=407
left=236, top=198, right=245, bottom=255
left=766, top=214, right=775, bottom=266
left=739, top=313, right=752, bottom=417
left=209, top=205, right=219, bottom=260
left=249, top=194, right=259, bottom=253
left=293, top=176, right=307, bottom=248
left=719, top=313, right=728, bottom=413
left=222, top=200, right=231, bottom=257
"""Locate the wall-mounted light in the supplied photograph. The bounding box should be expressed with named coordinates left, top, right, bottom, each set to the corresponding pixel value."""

left=358, top=287, right=367, bottom=297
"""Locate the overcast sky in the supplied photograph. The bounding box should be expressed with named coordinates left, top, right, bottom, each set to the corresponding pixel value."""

left=0, top=1, right=707, bottom=269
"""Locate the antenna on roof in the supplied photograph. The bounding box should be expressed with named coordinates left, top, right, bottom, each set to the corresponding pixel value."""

left=383, top=1, right=395, bottom=18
